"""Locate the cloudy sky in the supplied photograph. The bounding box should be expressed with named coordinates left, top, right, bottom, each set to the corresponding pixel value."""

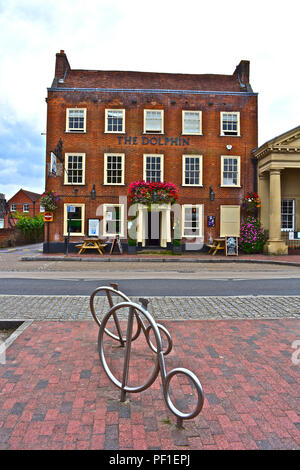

left=0, top=0, right=299, bottom=200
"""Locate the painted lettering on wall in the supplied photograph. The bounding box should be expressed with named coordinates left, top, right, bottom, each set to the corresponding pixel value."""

left=117, top=136, right=190, bottom=146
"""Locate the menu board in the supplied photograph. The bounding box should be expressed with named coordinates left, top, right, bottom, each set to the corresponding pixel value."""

left=225, top=236, right=238, bottom=256
left=88, top=219, right=100, bottom=237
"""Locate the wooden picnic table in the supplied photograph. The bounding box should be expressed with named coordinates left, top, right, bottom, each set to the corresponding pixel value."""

left=207, top=238, right=225, bottom=255
left=76, top=237, right=107, bottom=255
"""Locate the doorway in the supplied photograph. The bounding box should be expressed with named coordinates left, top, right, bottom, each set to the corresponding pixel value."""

left=147, top=211, right=161, bottom=246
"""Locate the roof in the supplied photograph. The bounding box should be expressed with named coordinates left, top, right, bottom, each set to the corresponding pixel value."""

left=51, top=52, right=253, bottom=93
left=252, top=125, right=300, bottom=158
left=54, top=70, right=246, bottom=93
left=8, top=189, right=42, bottom=203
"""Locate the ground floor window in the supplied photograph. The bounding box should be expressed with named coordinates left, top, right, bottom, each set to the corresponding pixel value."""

left=281, top=199, right=294, bottom=231
left=182, top=205, right=203, bottom=238
left=63, top=204, right=85, bottom=236
left=103, top=204, right=124, bottom=237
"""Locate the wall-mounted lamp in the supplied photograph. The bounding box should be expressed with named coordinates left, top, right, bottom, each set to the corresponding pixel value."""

left=90, top=184, right=96, bottom=200
left=209, top=186, right=215, bottom=201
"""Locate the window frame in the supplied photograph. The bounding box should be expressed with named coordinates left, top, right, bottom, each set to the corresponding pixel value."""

left=102, top=203, right=125, bottom=237
left=64, top=153, right=86, bottom=185
left=221, top=155, right=241, bottom=187
left=182, top=204, right=203, bottom=238
left=182, top=111, right=202, bottom=135
left=63, top=203, right=85, bottom=236
left=11, top=203, right=16, bottom=212
left=220, top=112, right=240, bottom=137
left=281, top=199, right=295, bottom=231
left=143, top=154, right=164, bottom=182
left=66, top=108, right=87, bottom=133
left=23, top=203, right=29, bottom=213
left=143, top=109, right=164, bottom=134
left=104, top=109, right=125, bottom=134
left=104, top=153, right=125, bottom=186
left=182, top=155, right=203, bottom=186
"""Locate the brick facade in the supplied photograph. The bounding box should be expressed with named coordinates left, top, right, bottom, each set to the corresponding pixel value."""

left=45, top=51, right=258, bottom=253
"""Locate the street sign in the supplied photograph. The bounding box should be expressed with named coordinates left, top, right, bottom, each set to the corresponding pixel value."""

left=43, top=212, right=53, bottom=222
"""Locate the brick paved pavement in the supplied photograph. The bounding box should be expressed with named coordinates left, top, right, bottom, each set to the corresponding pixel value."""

left=0, top=319, right=299, bottom=450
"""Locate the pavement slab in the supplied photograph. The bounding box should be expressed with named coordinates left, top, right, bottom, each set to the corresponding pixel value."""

left=0, top=294, right=300, bottom=321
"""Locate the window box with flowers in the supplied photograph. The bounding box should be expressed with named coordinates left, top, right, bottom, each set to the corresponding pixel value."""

left=39, top=190, right=61, bottom=212
left=128, top=181, right=179, bottom=206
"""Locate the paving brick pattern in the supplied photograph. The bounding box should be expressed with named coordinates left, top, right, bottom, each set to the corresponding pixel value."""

left=0, top=294, right=300, bottom=321
left=0, top=320, right=299, bottom=450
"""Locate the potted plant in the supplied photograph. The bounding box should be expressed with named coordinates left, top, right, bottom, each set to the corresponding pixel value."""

left=172, top=239, right=182, bottom=254
left=127, top=238, right=137, bottom=254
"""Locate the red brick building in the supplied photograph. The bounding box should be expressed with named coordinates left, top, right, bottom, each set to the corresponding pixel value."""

left=3, top=189, right=43, bottom=228
left=44, top=50, right=258, bottom=253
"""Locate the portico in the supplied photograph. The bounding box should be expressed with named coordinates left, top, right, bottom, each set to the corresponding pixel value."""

left=253, top=126, right=300, bottom=254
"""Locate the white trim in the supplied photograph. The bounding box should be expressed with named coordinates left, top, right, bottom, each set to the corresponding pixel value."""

left=63, top=203, right=85, bottom=236
left=220, top=155, right=241, bottom=187
left=23, top=204, right=29, bottom=213
left=220, top=111, right=240, bottom=136
left=182, top=204, right=203, bottom=238
left=182, top=155, right=203, bottom=186
left=64, top=153, right=86, bottom=185
left=104, top=153, right=125, bottom=185
left=143, top=109, right=164, bottom=134
left=103, top=203, right=125, bottom=237
left=66, top=108, right=87, bottom=133
left=143, top=154, right=164, bottom=182
left=104, top=109, right=125, bottom=133
left=182, top=110, right=202, bottom=135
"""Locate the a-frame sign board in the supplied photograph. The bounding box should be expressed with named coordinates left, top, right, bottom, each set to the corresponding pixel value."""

left=109, top=234, right=123, bottom=255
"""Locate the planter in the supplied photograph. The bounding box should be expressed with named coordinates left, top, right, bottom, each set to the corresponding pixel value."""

left=127, top=245, right=137, bottom=254
left=172, top=245, right=182, bottom=254
left=288, top=248, right=300, bottom=255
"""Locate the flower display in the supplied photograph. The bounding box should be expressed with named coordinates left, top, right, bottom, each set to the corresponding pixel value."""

left=239, top=216, right=266, bottom=253
left=242, top=192, right=261, bottom=215
left=40, top=190, right=60, bottom=211
left=128, top=181, right=179, bottom=205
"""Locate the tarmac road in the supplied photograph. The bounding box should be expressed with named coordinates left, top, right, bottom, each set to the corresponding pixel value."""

left=1, top=276, right=300, bottom=296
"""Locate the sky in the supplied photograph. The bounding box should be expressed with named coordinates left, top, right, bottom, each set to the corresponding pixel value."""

left=0, top=0, right=299, bottom=200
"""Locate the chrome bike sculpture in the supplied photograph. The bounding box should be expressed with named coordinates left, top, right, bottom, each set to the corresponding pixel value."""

left=90, top=283, right=204, bottom=428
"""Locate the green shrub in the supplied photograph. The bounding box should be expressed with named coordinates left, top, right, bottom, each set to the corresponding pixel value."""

left=15, top=213, right=45, bottom=242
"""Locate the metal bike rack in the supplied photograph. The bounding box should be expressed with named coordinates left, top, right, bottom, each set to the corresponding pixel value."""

left=90, top=283, right=204, bottom=428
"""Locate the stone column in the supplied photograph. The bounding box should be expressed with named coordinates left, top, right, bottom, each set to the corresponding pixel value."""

left=265, top=169, right=288, bottom=254
left=258, top=172, right=269, bottom=231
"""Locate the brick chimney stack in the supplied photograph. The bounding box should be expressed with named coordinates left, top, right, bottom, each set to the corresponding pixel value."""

left=54, top=50, right=70, bottom=80
left=233, top=60, right=250, bottom=85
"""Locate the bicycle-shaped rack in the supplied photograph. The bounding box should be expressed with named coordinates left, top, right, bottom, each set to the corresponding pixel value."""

left=90, top=283, right=204, bottom=428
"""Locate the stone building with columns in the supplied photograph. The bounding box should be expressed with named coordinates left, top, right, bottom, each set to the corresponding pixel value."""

left=253, top=125, right=300, bottom=254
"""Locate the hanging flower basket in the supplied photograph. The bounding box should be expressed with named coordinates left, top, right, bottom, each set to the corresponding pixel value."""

left=128, top=181, right=179, bottom=205
left=40, top=190, right=61, bottom=211
left=242, top=192, right=261, bottom=215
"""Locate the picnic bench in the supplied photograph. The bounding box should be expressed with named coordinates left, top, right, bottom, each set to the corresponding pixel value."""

left=206, top=238, right=225, bottom=255
left=76, top=237, right=107, bottom=255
